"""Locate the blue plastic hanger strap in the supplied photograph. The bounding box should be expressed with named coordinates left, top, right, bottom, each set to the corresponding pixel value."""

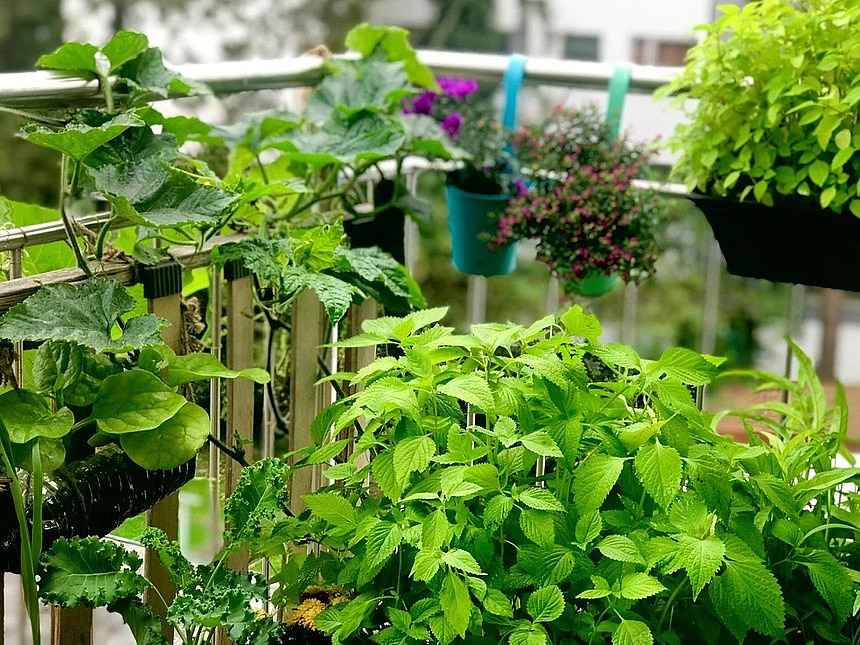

left=502, top=54, right=527, bottom=132
left=606, top=64, right=632, bottom=139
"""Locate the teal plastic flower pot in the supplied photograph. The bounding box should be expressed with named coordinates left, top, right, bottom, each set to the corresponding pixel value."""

left=562, top=273, right=620, bottom=297
left=446, top=185, right=517, bottom=276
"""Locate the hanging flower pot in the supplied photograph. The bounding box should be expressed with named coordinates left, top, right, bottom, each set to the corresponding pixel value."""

left=691, top=193, right=860, bottom=291
left=446, top=184, right=518, bottom=276
left=562, top=272, right=621, bottom=298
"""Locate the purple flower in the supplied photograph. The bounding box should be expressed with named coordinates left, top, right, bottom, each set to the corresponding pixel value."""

left=403, top=91, right=437, bottom=115
left=438, top=77, right=479, bottom=99
left=442, top=112, right=463, bottom=138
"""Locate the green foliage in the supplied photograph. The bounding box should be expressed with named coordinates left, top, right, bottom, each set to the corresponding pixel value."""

left=0, top=278, right=268, bottom=471
left=659, top=0, right=860, bottom=216
left=260, top=305, right=859, bottom=644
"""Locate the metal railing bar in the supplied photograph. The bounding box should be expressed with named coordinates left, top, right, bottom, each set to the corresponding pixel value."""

left=0, top=52, right=679, bottom=108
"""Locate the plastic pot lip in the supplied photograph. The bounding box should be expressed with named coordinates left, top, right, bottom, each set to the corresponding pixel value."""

left=445, top=184, right=510, bottom=201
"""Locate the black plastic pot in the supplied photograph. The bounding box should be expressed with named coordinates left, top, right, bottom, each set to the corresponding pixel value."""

left=343, top=179, right=406, bottom=264
left=691, top=193, right=860, bottom=292
left=0, top=449, right=196, bottom=572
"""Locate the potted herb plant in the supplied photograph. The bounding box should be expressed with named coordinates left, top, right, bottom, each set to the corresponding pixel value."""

left=658, top=0, right=860, bottom=290
left=493, top=104, right=663, bottom=297
left=405, top=75, right=521, bottom=276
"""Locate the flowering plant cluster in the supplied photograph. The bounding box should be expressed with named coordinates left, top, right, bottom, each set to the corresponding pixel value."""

left=493, top=105, right=664, bottom=288
left=403, top=77, right=513, bottom=194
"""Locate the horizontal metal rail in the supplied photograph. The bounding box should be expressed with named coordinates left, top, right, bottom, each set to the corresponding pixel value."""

left=0, top=50, right=680, bottom=108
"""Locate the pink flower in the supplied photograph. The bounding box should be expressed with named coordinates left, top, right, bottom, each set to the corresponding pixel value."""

left=438, top=77, right=479, bottom=99
left=442, top=112, right=463, bottom=138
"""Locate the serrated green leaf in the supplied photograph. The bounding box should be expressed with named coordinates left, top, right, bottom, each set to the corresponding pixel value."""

left=440, top=570, right=472, bottom=638
left=303, top=492, right=356, bottom=528
left=372, top=448, right=402, bottom=500
left=39, top=536, right=145, bottom=607
left=575, top=510, right=602, bottom=546
left=222, top=458, right=290, bottom=546
left=365, top=521, right=402, bottom=570
left=798, top=550, right=854, bottom=625
left=119, top=401, right=208, bottom=470
left=20, top=112, right=144, bottom=160
left=559, top=304, right=601, bottom=339
left=438, top=373, right=494, bottom=411
left=422, top=508, right=452, bottom=551
left=484, top=494, right=513, bottom=528
left=394, top=435, right=436, bottom=486
left=650, top=347, right=719, bottom=386
left=597, top=535, right=644, bottom=564
left=527, top=585, right=565, bottom=623
left=612, top=619, right=653, bottom=645
left=411, top=548, right=443, bottom=582
left=675, top=534, right=725, bottom=600
left=520, top=508, right=555, bottom=547
left=0, top=389, right=74, bottom=443
left=535, top=547, right=576, bottom=586
left=0, top=278, right=167, bottom=353
left=483, top=587, right=513, bottom=617
left=518, top=487, right=565, bottom=512
left=620, top=573, right=666, bottom=600
left=634, top=439, right=682, bottom=509
left=463, top=463, right=500, bottom=491
left=442, top=549, right=482, bottom=575
left=520, top=431, right=564, bottom=458
left=92, top=370, right=186, bottom=435
left=574, top=454, right=626, bottom=514
left=709, top=558, right=785, bottom=640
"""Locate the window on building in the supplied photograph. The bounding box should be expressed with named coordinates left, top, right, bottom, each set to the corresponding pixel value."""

left=633, top=38, right=693, bottom=66
left=564, top=35, right=600, bottom=61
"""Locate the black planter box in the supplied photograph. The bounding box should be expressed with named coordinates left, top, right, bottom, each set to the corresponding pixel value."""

left=690, top=193, right=860, bottom=292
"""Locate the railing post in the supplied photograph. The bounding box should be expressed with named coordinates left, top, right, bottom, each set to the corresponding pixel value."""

left=223, top=259, right=256, bottom=569
left=288, top=291, right=332, bottom=514
left=140, top=262, right=184, bottom=643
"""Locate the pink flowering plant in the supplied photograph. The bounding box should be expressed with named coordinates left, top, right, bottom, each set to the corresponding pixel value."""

left=404, top=77, right=514, bottom=194
left=494, top=105, right=664, bottom=288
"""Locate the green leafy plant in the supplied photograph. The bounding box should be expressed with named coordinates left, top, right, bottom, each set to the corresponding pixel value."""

left=259, top=306, right=858, bottom=644
left=0, top=278, right=268, bottom=641
left=38, top=458, right=298, bottom=644
left=493, top=105, right=664, bottom=289
left=658, top=0, right=860, bottom=215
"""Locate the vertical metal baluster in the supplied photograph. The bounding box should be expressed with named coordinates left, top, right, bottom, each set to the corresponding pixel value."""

left=209, top=265, right=223, bottom=556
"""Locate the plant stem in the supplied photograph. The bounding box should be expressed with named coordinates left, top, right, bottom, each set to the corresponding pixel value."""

left=658, top=577, right=688, bottom=632
left=0, top=420, right=41, bottom=644
left=59, top=156, right=93, bottom=277
left=30, top=442, right=43, bottom=563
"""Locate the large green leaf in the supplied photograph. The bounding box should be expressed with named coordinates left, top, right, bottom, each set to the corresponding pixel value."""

left=161, top=349, right=269, bottom=387
left=119, top=401, right=208, bottom=470
left=797, top=550, right=855, bottom=626
left=223, top=459, right=291, bottom=546
left=344, top=23, right=436, bottom=88
left=527, top=585, right=565, bottom=623
left=37, top=31, right=149, bottom=79
left=20, top=112, right=144, bottom=161
left=439, top=570, right=472, bottom=638
left=116, top=47, right=204, bottom=101
left=393, top=435, right=436, bottom=487
left=709, top=557, right=785, bottom=640
left=438, top=374, right=494, bottom=411
left=612, top=620, right=653, bottom=645
left=33, top=340, right=83, bottom=395
left=634, top=439, right=682, bottom=509
left=649, top=347, right=720, bottom=386
left=0, top=279, right=167, bottom=353
left=674, top=534, right=725, bottom=600
left=82, top=127, right=177, bottom=203
left=276, top=112, right=405, bottom=166
left=304, top=59, right=411, bottom=121
left=573, top=453, right=626, bottom=514
left=108, top=168, right=237, bottom=227
left=39, top=536, right=145, bottom=607
left=303, top=492, right=356, bottom=528
left=0, top=389, right=74, bottom=443
left=92, top=370, right=187, bottom=435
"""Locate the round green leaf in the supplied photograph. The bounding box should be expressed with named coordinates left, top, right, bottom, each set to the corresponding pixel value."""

left=119, top=401, right=208, bottom=470
left=0, top=389, right=74, bottom=443
left=93, top=370, right=186, bottom=435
